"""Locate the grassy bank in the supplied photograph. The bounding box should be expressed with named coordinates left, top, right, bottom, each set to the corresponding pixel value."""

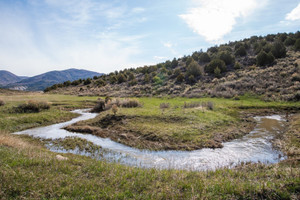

left=0, top=93, right=299, bottom=199
left=0, top=130, right=299, bottom=199
left=0, top=93, right=98, bottom=132
left=66, top=96, right=300, bottom=150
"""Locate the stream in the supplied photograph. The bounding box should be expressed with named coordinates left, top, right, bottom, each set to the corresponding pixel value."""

left=14, top=109, right=287, bottom=171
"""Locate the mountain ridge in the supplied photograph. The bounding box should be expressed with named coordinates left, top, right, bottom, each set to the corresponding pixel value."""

left=1, top=68, right=102, bottom=91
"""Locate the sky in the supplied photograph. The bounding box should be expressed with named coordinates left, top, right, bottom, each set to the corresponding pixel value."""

left=0, top=0, right=299, bottom=76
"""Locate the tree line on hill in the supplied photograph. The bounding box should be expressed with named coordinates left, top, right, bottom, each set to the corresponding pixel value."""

left=44, top=31, right=300, bottom=93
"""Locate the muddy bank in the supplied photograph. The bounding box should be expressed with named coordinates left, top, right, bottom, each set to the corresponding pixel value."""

left=65, top=114, right=256, bottom=151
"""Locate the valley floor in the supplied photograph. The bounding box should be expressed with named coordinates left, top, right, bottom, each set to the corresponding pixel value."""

left=0, top=93, right=299, bottom=199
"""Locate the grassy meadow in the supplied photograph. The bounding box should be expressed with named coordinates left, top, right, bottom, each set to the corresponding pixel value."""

left=67, top=95, right=300, bottom=150
left=0, top=92, right=299, bottom=199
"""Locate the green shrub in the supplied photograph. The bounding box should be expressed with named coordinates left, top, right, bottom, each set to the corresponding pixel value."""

left=262, top=43, right=272, bottom=53
left=253, top=43, right=262, bottom=55
left=176, top=73, right=184, bottom=83
left=153, top=76, right=163, bottom=86
left=186, top=60, right=202, bottom=77
left=84, top=78, right=92, bottom=85
left=234, top=62, right=242, bottom=70
left=218, top=51, right=235, bottom=65
left=127, top=72, right=135, bottom=81
left=171, top=58, right=178, bottom=68
left=294, top=39, right=300, bottom=51
left=271, top=41, right=286, bottom=58
left=143, top=73, right=150, bottom=84
left=284, top=37, right=296, bottom=46
left=205, top=59, right=226, bottom=74
left=95, top=79, right=106, bottom=86
left=235, top=46, right=247, bottom=57
left=71, top=80, right=81, bottom=86
left=187, top=75, right=196, bottom=84
left=173, top=68, right=181, bottom=77
left=128, top=78, right=137, bottom=86
left=109, top=75, right=117, bottom=84
left=214, top=67, right=221, bottom=78
left=185, top=57, right=194, bottom=67
left=208, top=46, right=218, bottom=53
left=117, top=73, right=127, bottom=83
left=199, top=52, right=211, bottom=63
left=15, top=100, right=50, bottom=113
left=256, top=51, right=275, bottom=66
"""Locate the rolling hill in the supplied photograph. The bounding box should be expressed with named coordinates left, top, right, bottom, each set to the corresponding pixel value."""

left=0, top=70, right=28, bottom=86
left=2, top=69, right=102, bottom=91
left=46, top=32, right=300, bottom=102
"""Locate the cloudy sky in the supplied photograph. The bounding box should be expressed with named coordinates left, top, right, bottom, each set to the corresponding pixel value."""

left=0, top=0, right=299, bottom=76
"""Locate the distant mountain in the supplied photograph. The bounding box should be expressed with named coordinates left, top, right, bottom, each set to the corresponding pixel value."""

left=0, top=70, right=28, bottom=86
left=3, top=68, right=102, bottom=91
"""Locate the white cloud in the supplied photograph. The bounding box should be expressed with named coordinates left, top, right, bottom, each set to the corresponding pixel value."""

left=286, top=3, right=300, bottom=21
left=154, top=56, right=167, bottom=60
left=179, top=0, right=264, bottom=43
left=0, top=0, right=149, bottom=76
left=163, top=42, right=173, bottom=48
left=132, top=7, right=145, bottom=14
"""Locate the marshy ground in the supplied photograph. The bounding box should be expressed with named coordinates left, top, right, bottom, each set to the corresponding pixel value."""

left=0, top=92, right=299, bottom=199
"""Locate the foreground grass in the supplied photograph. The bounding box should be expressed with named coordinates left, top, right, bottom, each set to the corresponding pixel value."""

left=0, top=130, right=299, bottom=199
left=69, top=96, right=300, bottom=150
left=0, top=92, right=299, bottom=199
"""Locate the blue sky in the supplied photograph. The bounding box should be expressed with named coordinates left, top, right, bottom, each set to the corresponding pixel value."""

left=0, top=0, right=299, bottom=76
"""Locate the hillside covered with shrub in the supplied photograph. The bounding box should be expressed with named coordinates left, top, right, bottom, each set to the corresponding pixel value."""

left=45, top=32, right=300, bottom=101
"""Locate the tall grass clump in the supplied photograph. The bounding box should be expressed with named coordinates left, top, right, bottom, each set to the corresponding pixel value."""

left=15, top=100, right=50, bottom=113
left=91, top=99, right=106, bottom=113
left=0, top=99, right=5, bottom=106
left=183, top=101, right=201, bottom=108
left=120, top=99, right=141, bottom=108
left=207, top=101, right=214, bottom=110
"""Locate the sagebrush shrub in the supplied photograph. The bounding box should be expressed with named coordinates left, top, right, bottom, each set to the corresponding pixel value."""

left=91, top=99, right=105, bottom=113
left=183, top=101, right=201, bottom=108
left=15, top=100, right=50, bottom=113
left=121, top=99, right=141, bottom=108
left=160, top=103, right=170, bottom=109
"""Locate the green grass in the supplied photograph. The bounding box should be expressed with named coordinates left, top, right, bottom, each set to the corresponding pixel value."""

left=0, top=133, right=299, bottom=199
left=0, top=92, right=299, bottom=199
left=74, top=96, right=299, bottom=150
left=0, top=93, right=99, bottom=132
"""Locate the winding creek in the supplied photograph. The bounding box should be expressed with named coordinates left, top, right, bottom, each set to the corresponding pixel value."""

left=14, top=109, right=287, bottom=171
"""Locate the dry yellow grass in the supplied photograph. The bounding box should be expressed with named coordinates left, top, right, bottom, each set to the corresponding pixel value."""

left=0, top=131, right=32, bottom=149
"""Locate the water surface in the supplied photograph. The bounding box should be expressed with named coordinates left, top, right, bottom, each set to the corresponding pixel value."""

left=14, top=110, right=286, bottom=171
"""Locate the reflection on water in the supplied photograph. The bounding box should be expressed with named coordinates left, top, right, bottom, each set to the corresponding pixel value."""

left=14, top=110, right=287, bottom=171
